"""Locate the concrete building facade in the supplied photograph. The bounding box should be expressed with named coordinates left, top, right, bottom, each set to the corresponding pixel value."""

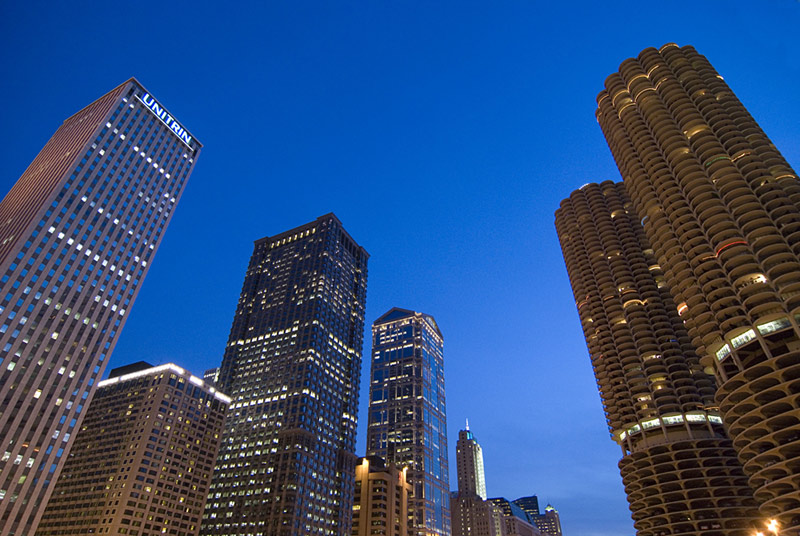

left=595, top=43, right=800, bottom=530
left=352, top=456, right=411, bottom=536
left=556, top=181, right=759, bottom=535
left=0, top=79, right=201, bottom=535
left=35, top=362, right=228, bottom=536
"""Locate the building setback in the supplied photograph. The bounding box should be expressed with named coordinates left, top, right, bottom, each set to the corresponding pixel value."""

left=352, top=456, right=411, bottom=536
left=202, top=214, right=369, bottom=536
left=556, top=181, right=759, bottom=535
left=35, top=362, right=229, bottom=536
left=0, top=79, right=201, bottom=536
left=595, top=43, right=800, bottom=530
left=367, top=308, right=450, bottom=536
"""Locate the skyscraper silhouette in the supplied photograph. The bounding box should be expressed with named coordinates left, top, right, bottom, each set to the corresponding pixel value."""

left=595, top=43, right=800, bottom=530
left=202, top=214, right=368, bottom=536
left=0, top=79, right=201, bottom=535
left=367, top=308, right=450, bottom=536
left=556, top=181, right=759, bottom=535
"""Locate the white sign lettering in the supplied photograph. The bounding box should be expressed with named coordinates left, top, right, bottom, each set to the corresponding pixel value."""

left=136, top=93, right=194, bottom=149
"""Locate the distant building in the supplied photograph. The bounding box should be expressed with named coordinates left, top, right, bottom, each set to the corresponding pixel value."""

left=352, top=456, right=411, bottom=536
left=367, top=308, right=449, bottom=536
left=0, top=78, right=201, bottom=536
left=511, top=496, right=538, bottom=517
left=451, top=424, right=504, bottom=536
left=451, top=493, right=505, bottom=536
left=35, top=362, right=229, bottom=536
left=456, top=425, right=487, bottom=500
left=487, top=498, right=539, bottom=536
left=532, top=506, right=561, bottom=536
left=203, top=214, right=369, bottom=536
left=512, top=497, right=560, bottom=536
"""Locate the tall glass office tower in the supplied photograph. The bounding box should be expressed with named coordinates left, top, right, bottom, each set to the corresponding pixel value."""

left=203, top=214, right=368, bottom=536
left=0, top=78, right=201, bottom=536
left=367, top=308, right=450, bottom=536
left=596, top=43, right=800, bottom=530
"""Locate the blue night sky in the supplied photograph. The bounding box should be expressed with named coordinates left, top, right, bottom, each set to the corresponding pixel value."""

left=1, top=2, right=799, bottom=534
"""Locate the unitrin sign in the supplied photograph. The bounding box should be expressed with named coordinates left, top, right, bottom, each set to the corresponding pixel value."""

left=136, top=93, right=194, bottom=149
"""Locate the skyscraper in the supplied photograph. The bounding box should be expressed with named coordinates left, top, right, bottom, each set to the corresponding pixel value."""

left=352, top=456, right=412, bottom=536
left=202, top=214, right=368, bottom=536
left=35, top=361, right=229, bottom=536
left=595, top=43, right=800, bottom=530
left=367, top=308, right=450, bottom=536
left=0, top=79, right=201, bottom=535
left=451, top=425, right=503, bottom=536
left=456, top=425, right=486, bottom=500
left=556, top=181, right=759, bottom=534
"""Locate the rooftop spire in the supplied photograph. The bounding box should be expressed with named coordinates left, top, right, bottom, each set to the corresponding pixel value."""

left=465, top=418, right=469, bottom=431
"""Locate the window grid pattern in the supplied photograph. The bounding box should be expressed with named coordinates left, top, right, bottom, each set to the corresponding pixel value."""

left=367, top=309, right=450, bottom=536
left=0, top=79, right=200, bottom=536
left=34, top=364, right=227, bottom=536
left=202, top=214, right=368, bottom=536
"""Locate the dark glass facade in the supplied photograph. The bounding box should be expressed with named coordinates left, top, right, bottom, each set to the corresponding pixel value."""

left=202, top=214, right=368, bottom=536
left=367, top=308, right=449, bottom=536
left=511, top=496, right=539, bottom=517
left=0, top=79, right=200, bottom=536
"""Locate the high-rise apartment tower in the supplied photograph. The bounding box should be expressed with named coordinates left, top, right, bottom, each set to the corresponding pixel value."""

left=595, top=43, right=800, bottom=530
left=556, top=181, right=759, bottom=535
left=0, top=79, right=200, bottom=535
left=35, top=361, right=229, bottom=536
left=367, top=308, right=450, bottom=536
left=202, top=214, right=368, bottom=536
